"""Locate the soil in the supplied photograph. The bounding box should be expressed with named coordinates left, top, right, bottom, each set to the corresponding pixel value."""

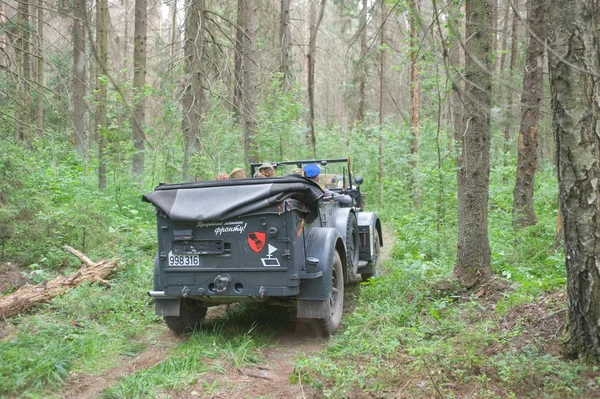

left=57, top=226, right=395, bottom=399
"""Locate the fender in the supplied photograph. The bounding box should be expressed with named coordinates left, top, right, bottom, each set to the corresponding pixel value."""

left=357, top=212, right=383, bottom=247
left=297, top=227, right=343, bottom=318
left=357, top=212, right=383, bottom=263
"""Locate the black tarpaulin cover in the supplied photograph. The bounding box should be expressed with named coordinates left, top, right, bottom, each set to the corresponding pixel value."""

left=142, top=175, right=324, bottom=222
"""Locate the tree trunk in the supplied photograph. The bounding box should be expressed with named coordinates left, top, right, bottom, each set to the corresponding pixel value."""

left=279, top=0, right=291, bottom=90
left=131, top=0, right=147, bottom=182
left=498, top=0, right=510, bottom=72
left=490, top=0, right=497, bottom=71
left=182, top=0, right=205, bottom=180
left=454, top=0, right=493, bottom=289
left=512, top=0, right=544, bottom=228
left=547, top=0, right=600, bottom=362
left=242, top=0, right=258, bottom=164
left=233, top=0, right=244, bottom=122
left=0, top=247, right=117, bottom=319
left=36, top=0, right=44, bottom=133
left=306, top=0, right=327, bottom=158
left=378, top=1, right=385, bottom=192
left=357, top=0, right=367, bottom=123
left=408, top=0, right=421, bottom=208
left=73, top=0, right=86, bottom=157
left=96, top=0, right=108, bottom=190
left=448, top=5, right=464, bottom=150
left=502, top=0, right=519, bottom=157
left=15, top=0, right=31, bottom=142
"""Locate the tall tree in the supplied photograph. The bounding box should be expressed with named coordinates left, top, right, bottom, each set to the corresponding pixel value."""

left=182, top=0, right=205, bottom=180
left=454, top=0, right=493, bottom=288
left=241, top=0, right=258, bottom=163
left=232, top=0, right=243, bottom=122
left=502, top=0, right=519, bottom=156
left=96, top=0, right=108, bottom=189
left=408, top=0, right=421, bottom=207
left=73, top=0, right=86, bottom=157
left=306, top=0, right=327, bottom=157
left=378, top=1, right=386, bottom=190
left=14, top=0, right=31, bottom=141
left=356, top=0, right=367, bottom=122
left=131, top=0, right=147, bottom=181
left=547, top=0, right=600, bottom=362
left=35, top=0, right=44, bottom=132
left=512, top=0, right=545, bottom=227
left=279, top=0, right=291, bottom=90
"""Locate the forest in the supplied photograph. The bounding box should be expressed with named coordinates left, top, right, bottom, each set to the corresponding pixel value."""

left=1, top=0, right=599, bottom=397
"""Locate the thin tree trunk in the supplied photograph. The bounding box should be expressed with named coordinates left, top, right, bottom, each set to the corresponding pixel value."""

left=454, top=0, right=493, bottom=289
left=279, top=0, right=291, bottom=90
left=242, top=0, right=258, bottom=163
left=15, top=0, right=31, bottom=141
left=498, top=0, right=510, bottom=72
left=512, top=0, right=544, bottom=228
left=307, top=0, right=327, bottom=157
left=409, top=0, right=421, bottom=208
left=357, top=0, right=367, bottom=123
left=547, top=0, right=600, bottom=362
left=96, top=0, right=108, bottom=190
left=73, top=0, right=87, bottom=157
left=182, top=0, right=205, bottom=180
left=490, top=0, right=497, bottom=71
left=132, top=0, right=147, bottom=182
left=233, top=0, right=244, bottom=122
left=502, top=0, right=519, bottom=157
left=169, top=0, right=177, bottom=76
left=36, top=0, right=44, bottom=133
left=378, top=1, right=385, bottom=193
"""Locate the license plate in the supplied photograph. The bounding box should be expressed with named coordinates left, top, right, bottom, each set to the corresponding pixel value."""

left=168, top=251, right=200, bottom=266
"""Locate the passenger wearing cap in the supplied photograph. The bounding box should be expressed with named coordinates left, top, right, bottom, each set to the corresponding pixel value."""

left=303, top=164, right=353, bottom=206
left=258, top=162, right=275, bottom=178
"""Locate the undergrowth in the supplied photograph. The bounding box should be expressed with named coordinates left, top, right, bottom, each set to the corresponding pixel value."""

left=294, top=164, right=597, bottom=398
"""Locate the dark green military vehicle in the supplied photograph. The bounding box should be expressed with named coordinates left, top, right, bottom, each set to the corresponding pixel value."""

left=143, top=158, right=382, bottom=335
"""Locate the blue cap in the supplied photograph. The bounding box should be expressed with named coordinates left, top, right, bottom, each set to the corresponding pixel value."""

left=303, top=164, right=320, bottom=178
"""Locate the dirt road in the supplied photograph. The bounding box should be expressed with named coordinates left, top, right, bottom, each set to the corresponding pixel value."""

left=64, top=227, right=394, bottom=399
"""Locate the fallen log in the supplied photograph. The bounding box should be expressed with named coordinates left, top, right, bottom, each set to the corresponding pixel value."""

left=0, top=247, right=117, bottom=319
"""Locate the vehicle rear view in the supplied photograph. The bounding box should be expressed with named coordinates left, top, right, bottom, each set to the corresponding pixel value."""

left=144, top=175, right=346, bottom=334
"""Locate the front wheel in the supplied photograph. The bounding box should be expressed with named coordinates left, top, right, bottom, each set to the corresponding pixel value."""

left=318, top=251, right=344, bottom=335
left=164, top=298, right=207, bottom=334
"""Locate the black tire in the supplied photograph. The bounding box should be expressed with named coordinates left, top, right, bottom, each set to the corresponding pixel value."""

left=318, top=251, right=344, bottom=335
left=164, top=298, right=208, bottom=334
left=361, top=229, right=381, bottom=281
left=345, top=214, right=360, bottom=283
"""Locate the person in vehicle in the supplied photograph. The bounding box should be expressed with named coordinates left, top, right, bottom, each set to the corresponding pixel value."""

left=303, top=164, right=353, bottom=206
left=229, top=168, right=247, bottom=179
left=258, top=162, right=275, bottom=178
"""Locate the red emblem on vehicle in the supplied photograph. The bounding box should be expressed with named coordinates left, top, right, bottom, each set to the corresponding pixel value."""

left=248, top=232, right=266, bottom=252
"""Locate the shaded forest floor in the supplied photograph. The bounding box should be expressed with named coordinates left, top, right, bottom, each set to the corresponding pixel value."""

left=1, top=225, right=599, bottom=398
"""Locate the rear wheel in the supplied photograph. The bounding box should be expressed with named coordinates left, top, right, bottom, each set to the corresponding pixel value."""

left=164, top=298, right=207, bottom=334
left=345, top=214, right=360, bottom=283
left=361, top=230, right=381, bottom=281
left=318, top=251, right=344, bottom=335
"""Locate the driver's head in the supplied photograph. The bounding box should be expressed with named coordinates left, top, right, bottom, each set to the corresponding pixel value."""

left=303, top=164, right=320, bottom=182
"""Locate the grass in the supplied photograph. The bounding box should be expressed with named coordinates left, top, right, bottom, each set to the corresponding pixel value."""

left=293, top=165, right=599, bottom=398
